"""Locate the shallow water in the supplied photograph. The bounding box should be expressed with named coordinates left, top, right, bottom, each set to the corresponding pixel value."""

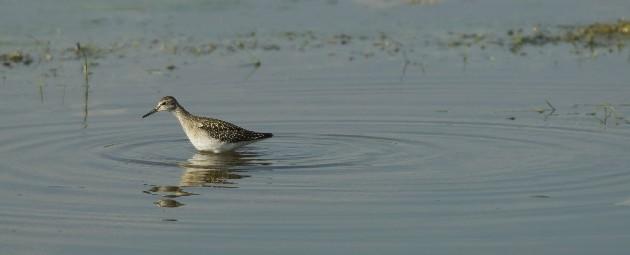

left=2, top=0, right=630, bottom=254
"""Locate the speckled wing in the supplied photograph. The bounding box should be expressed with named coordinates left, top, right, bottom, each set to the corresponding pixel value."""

left=195, top=117, right=272, bottom=143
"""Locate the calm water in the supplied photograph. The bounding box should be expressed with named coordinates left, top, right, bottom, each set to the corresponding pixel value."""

left=2, top=1, right=630, bottom=254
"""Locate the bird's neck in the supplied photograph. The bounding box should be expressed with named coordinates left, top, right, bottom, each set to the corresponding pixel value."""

left=173, top=105, right=192, bottom=119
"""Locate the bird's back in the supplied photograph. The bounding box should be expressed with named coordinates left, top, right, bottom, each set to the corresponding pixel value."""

left=190, top=115, right=272, bottom=143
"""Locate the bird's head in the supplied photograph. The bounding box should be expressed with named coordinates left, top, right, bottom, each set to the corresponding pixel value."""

left=142, top=96, right=178, bottom=118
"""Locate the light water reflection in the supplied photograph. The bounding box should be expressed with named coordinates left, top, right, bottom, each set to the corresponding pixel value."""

left=146, top=151, right=264, bottom=208
left=179, top=151, right=258, bottom=187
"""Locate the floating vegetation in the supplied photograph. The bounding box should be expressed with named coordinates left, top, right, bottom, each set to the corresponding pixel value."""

left=185, top=42, right=218, bottom=56
left=0, top=30, right=413, bottom=72
left=0, top=50, right=33, bottom=67
left=446, top=32, right=491, bottom=48
left=328, top=33, right=353, bottom=45
left=509, top=20, right=630, bottom=53
left=447, top=19, right=630, bottom=55
left=2, top=19, right=630, bottom=72
left=590, top=103, right=624, bottom=128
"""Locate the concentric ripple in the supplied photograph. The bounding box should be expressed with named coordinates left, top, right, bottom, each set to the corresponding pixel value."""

left=2, top=118, right=630, bottom=230
left=100, top=131, right=438, bottom=172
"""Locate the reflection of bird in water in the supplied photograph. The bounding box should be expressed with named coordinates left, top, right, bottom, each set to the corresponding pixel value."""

left=178, top=151, right=261, bottom=187
left=148, top=151, right=268, bottom=208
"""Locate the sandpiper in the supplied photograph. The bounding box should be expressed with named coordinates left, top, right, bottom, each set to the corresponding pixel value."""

left=142, top=96, right=272, bottom=153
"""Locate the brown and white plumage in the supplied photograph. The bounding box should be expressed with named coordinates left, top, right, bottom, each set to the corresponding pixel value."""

left=142, top=96, right=272, bottom=153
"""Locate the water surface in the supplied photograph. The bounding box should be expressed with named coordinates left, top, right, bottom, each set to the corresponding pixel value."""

left=2, top=1, right=630, bottom=254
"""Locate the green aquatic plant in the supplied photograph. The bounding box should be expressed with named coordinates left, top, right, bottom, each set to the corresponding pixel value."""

left=76, top=43, right=91, bottom=129
left=591, top=103, right=624, bottom=128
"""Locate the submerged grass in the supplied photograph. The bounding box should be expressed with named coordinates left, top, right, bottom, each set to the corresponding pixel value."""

left=77, top=43, right=90, bottom=129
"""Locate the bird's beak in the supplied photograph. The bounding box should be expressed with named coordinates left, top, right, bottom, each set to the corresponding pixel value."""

left=142, top=108, right=158, bottom=118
